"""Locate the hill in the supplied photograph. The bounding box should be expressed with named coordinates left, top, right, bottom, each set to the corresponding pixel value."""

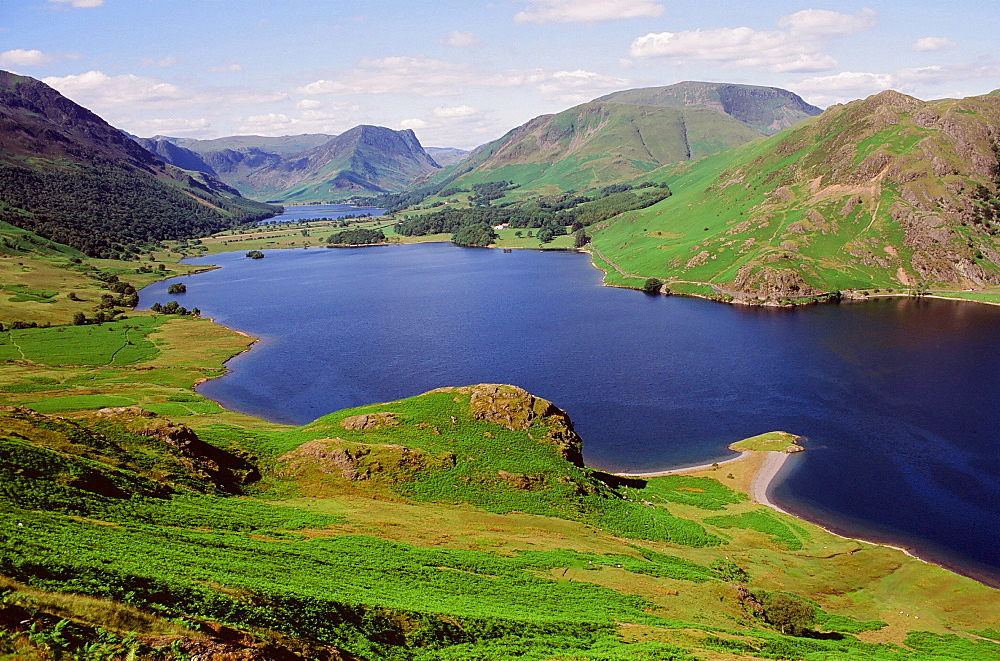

left=0, top=71, right=278, bottom=259
left=593, top=81, right=822, bottom=136
left=590, top=90, right=1000, bottom=301
left=425, top=82, right=819, bottom=198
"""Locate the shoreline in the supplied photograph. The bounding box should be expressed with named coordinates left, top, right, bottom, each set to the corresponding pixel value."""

left=614, top=450, right=751, bottom=478
left=626, top=449, right=1000, bottom=589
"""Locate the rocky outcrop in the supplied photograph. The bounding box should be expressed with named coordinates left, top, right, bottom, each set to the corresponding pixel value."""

left=340, top=412, right=400, bottom=431
left=436, top=384, right=584, bottom=466
left=95, top=407, right=260, bottom=493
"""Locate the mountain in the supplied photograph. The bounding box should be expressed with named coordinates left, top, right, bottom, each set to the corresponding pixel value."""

left=0, top=71, right=277, bottom=258
left=243, top=125, right=441, bottom=202
left=593, top=81, right=822, bottom=136
left=590, top=90, right=1000, bottom=299
left=425, top=146, right=469, bottom=166
left=430, top=83, right=818, bottom=196
left=132, top=129, right=441, bottom=203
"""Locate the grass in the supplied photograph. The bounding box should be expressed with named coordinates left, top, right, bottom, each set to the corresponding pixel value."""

left=730, top=431, right=802, bottom=452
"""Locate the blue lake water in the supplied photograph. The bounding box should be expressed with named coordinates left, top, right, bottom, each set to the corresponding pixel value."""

left=257, top=204, right=386, bottom=224
left=139, top=243, right=1000, bottom=587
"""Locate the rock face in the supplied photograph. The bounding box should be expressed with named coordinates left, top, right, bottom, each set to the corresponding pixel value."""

left=340, top=412, right=400, bottom=431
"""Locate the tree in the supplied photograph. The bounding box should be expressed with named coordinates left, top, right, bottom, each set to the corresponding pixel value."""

left=761, top=593, right=815, bottom=636
left=246, top=250, right=264, bottom=259
left=167, top=283, right=186, bottom=294
left=537, top=227, right=554, bottom=243
left=452, top=223, right=497, bottom=247
left=72, top=312, right=87, bottom=326
left=573, top=229, right=589, bottom=248
left=642, top=277, right=663, bottom=294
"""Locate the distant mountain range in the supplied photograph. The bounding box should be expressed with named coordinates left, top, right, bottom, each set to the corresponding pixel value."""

left=0, top=71, right=277, bottom=258
left=430, top=81, right=821, bottom=194
left=135, top=129, right=453, bottom=203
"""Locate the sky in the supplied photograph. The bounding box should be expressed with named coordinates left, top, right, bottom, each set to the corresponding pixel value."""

left=2, top=0, right=998, bottom=149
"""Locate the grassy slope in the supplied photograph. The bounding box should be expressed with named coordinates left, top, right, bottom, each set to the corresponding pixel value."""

left=1, top=310, right=998, bottom=659
left=431, top=103, right=760, bottom=197
left=590, top=91, right=1000, bottom=303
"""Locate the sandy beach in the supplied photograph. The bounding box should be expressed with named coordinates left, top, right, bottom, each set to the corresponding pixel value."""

left=749, top=451, right=792, bottom=514
left=614, top=450, right=751, bottom=478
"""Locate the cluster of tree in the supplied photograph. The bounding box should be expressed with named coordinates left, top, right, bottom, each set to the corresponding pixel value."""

left=94, top=272, right=138, bottom=308
left=470, top=181, right=518, bottom=206
left=246, top=250, right=264, bottom=259
left=353, top=181, right=449, bottom=213
left=166, top=283, right=187, bottom=294
left=72, top=310, right=123, bottom=325
left=0, top=161, right=277, bottom=259
left=452, top=224, right=497, bottom=247
left=394, top=181, right=671, bottom=247
left=149, top=301, right=200, bottom=316
left=326, top=228, right=386, bottom=245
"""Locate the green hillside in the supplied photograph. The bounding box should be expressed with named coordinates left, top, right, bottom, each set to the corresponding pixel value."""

left=590, top=90, right=1000, bottom=301
left=433, top=102, right=760, bottom=196
left=0, top=314, right=997, bottom=658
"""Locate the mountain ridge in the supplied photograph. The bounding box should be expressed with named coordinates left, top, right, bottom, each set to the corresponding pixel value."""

left=0, top=70, right=277, bottom=258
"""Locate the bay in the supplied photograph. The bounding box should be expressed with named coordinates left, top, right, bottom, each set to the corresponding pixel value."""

left=139, top=243, right=1000, bottom=586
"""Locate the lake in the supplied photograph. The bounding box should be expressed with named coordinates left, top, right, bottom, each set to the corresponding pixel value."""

left=257, top=203, right=386, bottom=224
left=139, top=243, right=1000, bottom=587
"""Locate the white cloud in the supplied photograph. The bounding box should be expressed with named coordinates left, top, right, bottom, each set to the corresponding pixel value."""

left=630, top=27, right=837, bottom=73
left=790, top=71, right=896, bottom=106
left=630, top=9, right=876, bottom=74
left=298, top=56, right=529, bottom=97
left=0, top=49, right=54, bottom=67
left=536, top=69, right=629, bottom=103
left=912, top=36, right=956, bottom=52
left=397, top=104, right=495, bottom=145
left=514, top=0, right=663, bottom=24
left=236, top=106, right=359, bottom=136
left=128, top=117, right=212, bottom=137
left=895, top=62, right=1000, bottom=85
left=431, top=105, right=478, bottom=119
left=44, top=70, right=193, bottom=107
left=296, top=99, right=322, bottom=109
left=42, top=70, right=286, bottom=111
left=48, top=0, right=103, bottom=7
left=793, top=71, right=895, bottom=94
left=298, top=56, right=625, bottom=104
left=210, top=63, right=244, bottom=72
left=439, top=31, right=482, bottom=48
left=777, top=8, right=876, bottom=36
